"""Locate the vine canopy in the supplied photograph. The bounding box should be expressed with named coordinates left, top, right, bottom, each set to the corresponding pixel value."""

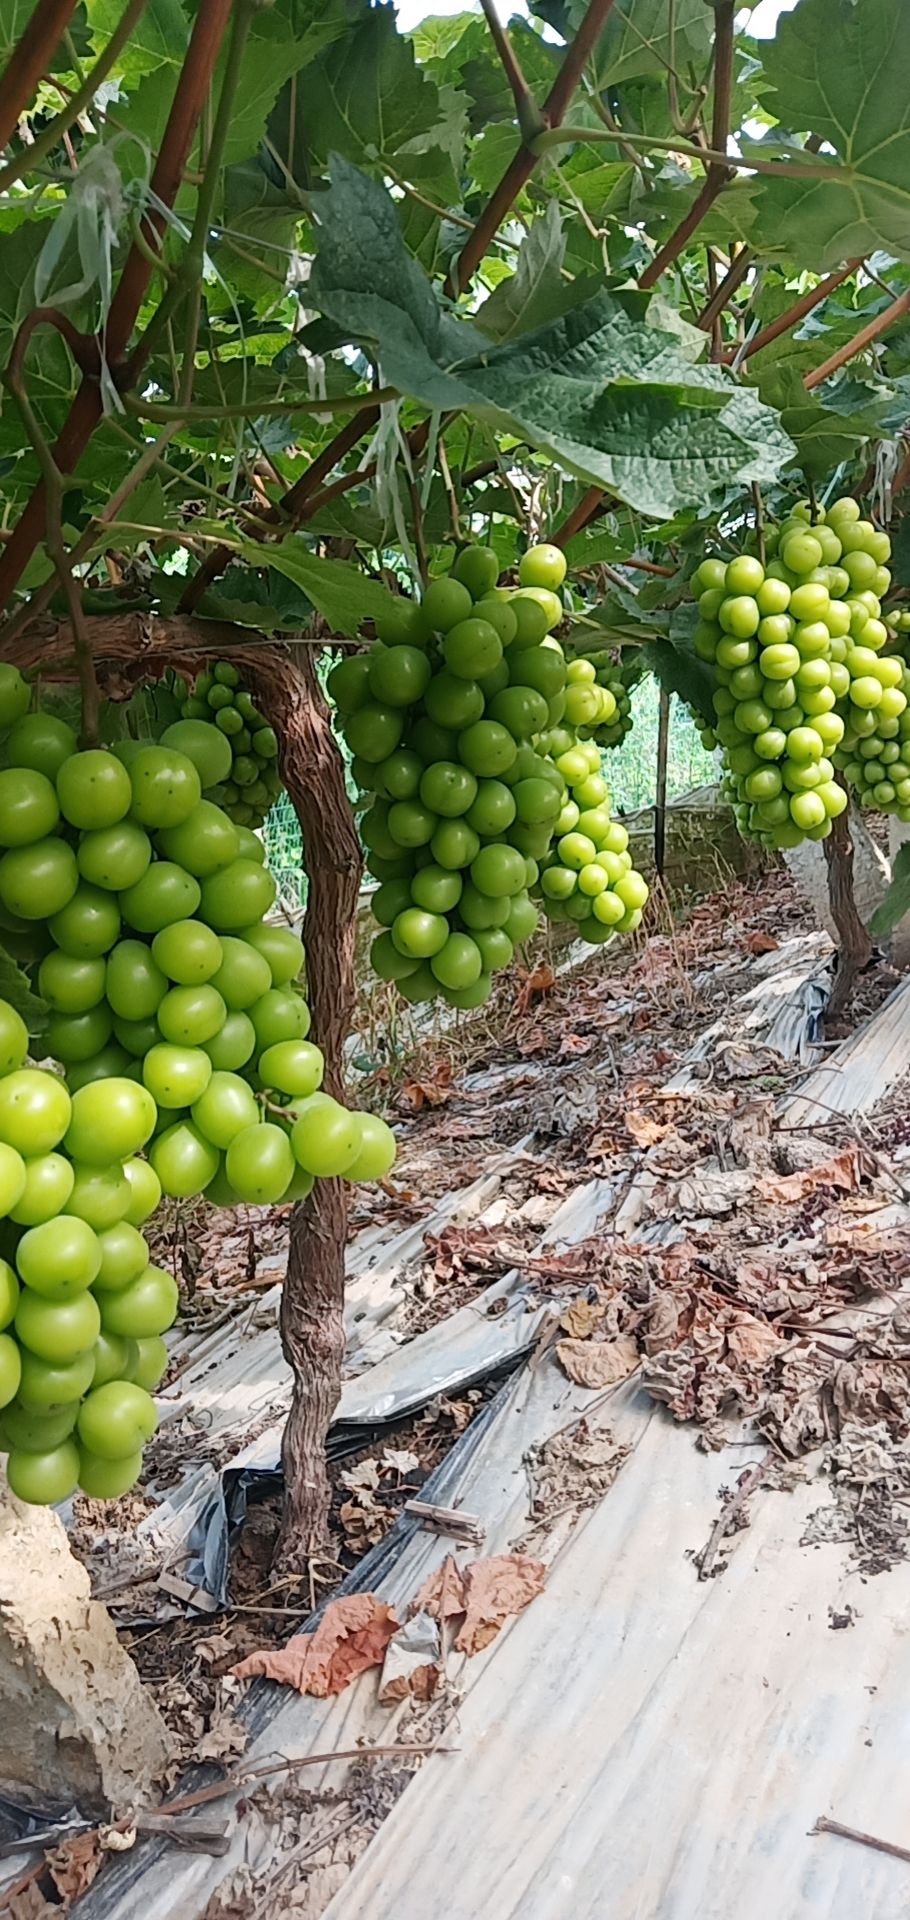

left=0, top=0, right=909, bottom=623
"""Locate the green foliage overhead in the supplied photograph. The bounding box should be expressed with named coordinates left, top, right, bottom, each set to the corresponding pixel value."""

left=0, top=0, right=907, bottom=627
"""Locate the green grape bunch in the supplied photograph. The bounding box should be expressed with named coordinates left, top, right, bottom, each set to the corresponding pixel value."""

left=172, top=661, right=284, bottom=828
left=690, top=498, right=896, bottom=847
left=328, top=541, right=646, bottom=1010
left=0, top=664, right=396, bottom=1507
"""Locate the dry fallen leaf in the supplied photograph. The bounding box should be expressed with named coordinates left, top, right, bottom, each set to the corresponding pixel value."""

left=455, top=1554, right=546, bottom=1654
left=410, top=1553, right=468, bottom=1623
left=556, top=1332, right=640, bottom=1390
left=725, top=1315, right=781, bottom=1370
left=746, top=930, right=779, bottom=955
left=0, top=1883, right=60, bottom=1920
left=46, top=1829, right=105, bottom=1905
left=759, top=1145, right=875, bottom=1205
left=559, top=1296, right=606, bottom=1341
left=514, top=961, right=556, bottom=1016
left=232, top=1593, right=399, bottom=1698
left=195, top=1710, right=248, bottom=1766
left=626, top=1110, right=670, bottom=1148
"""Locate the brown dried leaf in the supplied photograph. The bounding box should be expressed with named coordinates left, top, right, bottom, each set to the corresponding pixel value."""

left=46, top=1829, right=105, bottom=1904
left=455, top=1554, right=546, bottom=1655
left=559, top=1296, right=606, bottom=1341
left=410, top=1553, right=467, bottom=1623
left=195, top=1710, right=248, bottom=1766
left=746, top=930, right=779, bottom=955
left=514, top=961, right=556, bottom=1017
left=644, top=1291, right=681, bottom=1355
left=557, top=1032, right=593, bottom=1058
left=758, top=1145, right=875, bottom=1205
left=231, top=1593, right=399, bottom=1698
left=725, top=1315, right=781, bottom=1370
left=626, top=1110, right=670, bottom=1148
left=0, top=1884, right=59, bottom=1920
left=556, top=1332, right=639, bottom=1390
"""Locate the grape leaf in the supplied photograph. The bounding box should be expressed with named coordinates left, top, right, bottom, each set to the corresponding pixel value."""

left=587, top=0, right=712, bottom=87
left=86, top=0, right=187, bottom=77
left=307, top=158, right=796, bottom=520
left=278, top=3, right=445, bottom=185
left=475, top=204, right=594, bottom=342
left=0, top=946, right=47, bottom=1038
left=753, top=0, right=910, bottom=266
left=870, top=843, right=910, bottom=937
left=751, top=365, right=885, bottom=476
left=233, top=539, right=404, bottom=637
left=651, top=612, right=716, bottom=731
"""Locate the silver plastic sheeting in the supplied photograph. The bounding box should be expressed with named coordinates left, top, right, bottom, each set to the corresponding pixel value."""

left=780, top=970, right=910, bottom=1126
left=326, top=1420, right=910, bottom=1920
left=664, top=930, right=832, bottom=1091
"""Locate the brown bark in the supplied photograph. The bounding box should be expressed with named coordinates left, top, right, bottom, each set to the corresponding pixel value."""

left=0, top=0, right=78, bottom=149
left=267, top=650, right=362, bottom=1572
left=4, top=614, right=362, bottom=1568
left=824, top=798, right=873, bottom=1024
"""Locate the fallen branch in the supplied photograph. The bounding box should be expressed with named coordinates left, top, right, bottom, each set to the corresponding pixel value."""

left=695, top=1454, right=772, bottom=1581
left=812, top=1816, right=910, bottom=1868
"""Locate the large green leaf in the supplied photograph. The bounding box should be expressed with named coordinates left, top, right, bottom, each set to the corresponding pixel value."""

left=753, top=0, right=910, bottom=266
left=307, top=159, right=796, bottom=519
left=86, top=0, right=187, bottom=77
left=277, top=3, right=445, bottom=186
left=586, top=0, right=712, bottom=87
left=233, top=539, right=404, bottom=637
left=751, top=364, right=885, bottom=476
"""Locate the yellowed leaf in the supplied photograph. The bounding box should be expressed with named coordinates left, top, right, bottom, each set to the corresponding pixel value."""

left=626, top=1110, right=670, bottom=1147
left=455, top=1554, right=546, bottom=1655
left=556, top=1332, right=639, bottom=1390
left=559, top=1297, right=606, bottom=1341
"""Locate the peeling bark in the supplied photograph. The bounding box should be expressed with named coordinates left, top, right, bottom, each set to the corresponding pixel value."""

left=824, top=797, right=873, bottom=1024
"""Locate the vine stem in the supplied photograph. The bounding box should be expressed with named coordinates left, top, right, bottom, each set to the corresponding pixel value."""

left=0, top=0, right=235, bottom=613
left=640, top=0, right=735, bottom=292
left=445, top=0, right=618, bottom=298
left=0, top=0, right=151, bottom=196
left=0, top=0, right=78, bottom=148
left=123, top=386, right=398, bottom=424
left=530, top=124, right=833, bottom=182
left=479, top=0, right=539, bottom=130
left=697, top=245, right=753, bottom=329
left=728, top=257, right=864, bottom=364
left=804, top=287, right=910, bottom=391
left=554, top=0, right=735, bottom=546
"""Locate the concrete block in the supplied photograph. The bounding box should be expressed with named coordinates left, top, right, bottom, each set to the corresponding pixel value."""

left=0, top=1493, right=170, bottom=1812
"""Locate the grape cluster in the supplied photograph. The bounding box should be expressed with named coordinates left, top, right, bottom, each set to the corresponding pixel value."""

left=837, top=607, right=910, bottom=817
left=333, top=543, right=583, bottom=1009
left=0, top=668, right=395, bottom=1503
left=572, top=649, right=644, bottom=749
left=534, top=734, right=649, bottom=941
left=692, top=499, right=895, bottom=847
left=172, top=662, right=283, bottom=828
